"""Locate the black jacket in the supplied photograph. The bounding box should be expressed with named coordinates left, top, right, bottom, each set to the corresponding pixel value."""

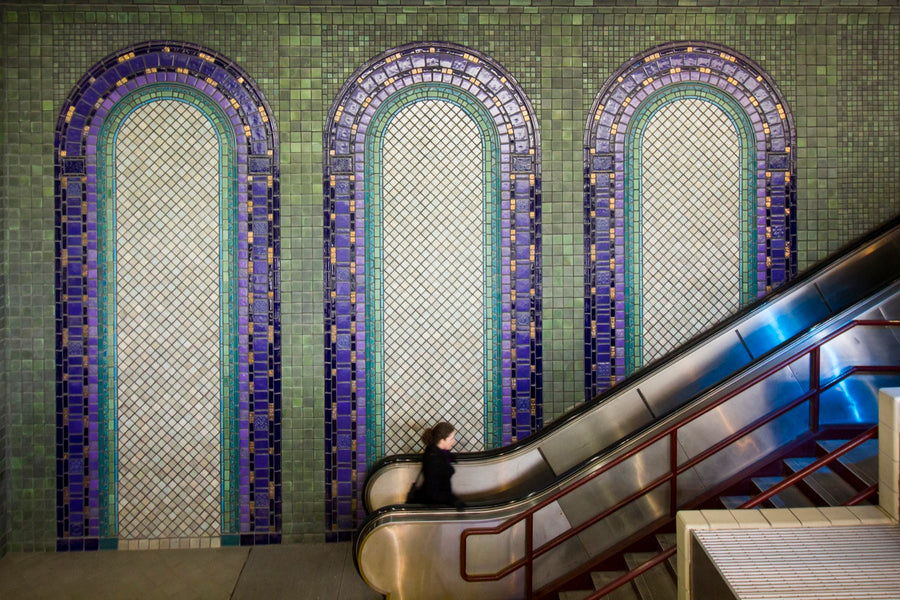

left=421, top=444, right=461, bottom=507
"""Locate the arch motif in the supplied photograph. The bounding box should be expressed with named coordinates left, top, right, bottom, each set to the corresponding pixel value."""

left=364, top=83, right=503, bottom=459
left=54, top=41, right=281, bottom=550
left=324, top=42, right=542, bottom=537
left=584, top=42, right=796, bottom=397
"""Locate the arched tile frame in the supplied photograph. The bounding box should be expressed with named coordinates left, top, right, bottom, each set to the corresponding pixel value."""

left=323, top=42, right=542, bottom=537
left=54, top=41, right=281, bottom=550
left=584, top=41, right=796, bottom=398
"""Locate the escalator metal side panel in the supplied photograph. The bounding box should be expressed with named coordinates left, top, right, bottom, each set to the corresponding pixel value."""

left=365, top=448, right=557, bottom=511
left=366, top=461, right=422, bottom=512
left=556, top=438, right=670, bottom=555
left=819, top=325, right=900, bottom=382
left=676, top=403, right=811, bottom=506
left=637, top=330, right=753, bottom=419
left=820, top=374, right=900, bottom=426
left=737, top=281, right=831, bottom=359
left=873, top=292, right=900, bottom=319
left=362, top=240, right=900, bottom=515
left=814, top=228, right=900, bottom=314
left=557, top=487, right=670, bottom=590
left=539, top=387, right=654, bottom=476
left=357, top=517, right=527, bottom=600
left=675, top=363, right=808, bottom=463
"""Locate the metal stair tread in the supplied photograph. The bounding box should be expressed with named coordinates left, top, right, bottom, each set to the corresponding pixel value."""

left=559, top=591, right=596, bottom=600
left=783, top=457, right=860, bottom=505
left=719, top=494, right=753, bottom=509
left=751, top=476, right=815, bottom=507
left=816, top=439, right=879, bottom=486
left=589, top=571, right=641, bottom=600
left=654, top=534, right=678, bottom=575
left=623, top=553, right=676, bottom=600
left=654, top=533, right=676, bottom=550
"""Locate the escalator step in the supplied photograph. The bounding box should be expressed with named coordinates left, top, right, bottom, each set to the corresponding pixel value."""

left=751, top=476, right=815, bottom=508
left=817, top=439, right=878, bottom=487
left=589, top=571, right=641, bottom=600
left=783, top=458, right=861, bottom=505
left=624, top=553, right=677, bottom=600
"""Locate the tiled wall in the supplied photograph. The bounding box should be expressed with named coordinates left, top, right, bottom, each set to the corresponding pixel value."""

left=1, top=0, right=898, bottom=552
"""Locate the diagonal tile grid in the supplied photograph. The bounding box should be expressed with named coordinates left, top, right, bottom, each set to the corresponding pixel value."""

left=114, top=100, right=222, bottom=539
left=640, top=99, right=741, bottom=365
left=381, top=100, right=486, bottom=454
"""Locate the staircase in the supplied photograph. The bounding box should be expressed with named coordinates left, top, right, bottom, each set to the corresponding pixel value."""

left=555, top=435, right=878, bottom=600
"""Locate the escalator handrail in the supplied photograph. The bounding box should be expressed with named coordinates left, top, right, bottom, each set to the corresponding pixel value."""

left=458, top=319, right=900, bottom=594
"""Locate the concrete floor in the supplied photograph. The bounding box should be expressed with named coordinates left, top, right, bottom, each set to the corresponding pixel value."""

left=0, top=542, right=383, bottom=599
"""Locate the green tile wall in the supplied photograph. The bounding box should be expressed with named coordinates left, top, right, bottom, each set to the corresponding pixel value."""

left=1, top=0, right=898, bottom=551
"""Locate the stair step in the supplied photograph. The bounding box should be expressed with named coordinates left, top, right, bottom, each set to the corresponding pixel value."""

left=783, top=458, right=861, bottom=505
left=720, top=495, right=753, bottom=509
left=589, top=571, right=641, bottom=600
left=655, top=533, right=676, bottom=551
left=817, top=439, right=878, bottom=487
left=624, top=553, right=677, bottom=600
left=559, top=591, right=595, bottom=600
left=654, top=534, right=678, bottom=575
left=751, top=476, right=815, bottom=508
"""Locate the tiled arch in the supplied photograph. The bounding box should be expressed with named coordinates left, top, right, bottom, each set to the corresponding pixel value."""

left=54, top=41, right=281, bottom=550
left=323, top=42, right=542, bottom=537
left=584, top=41, right=796, bottom=397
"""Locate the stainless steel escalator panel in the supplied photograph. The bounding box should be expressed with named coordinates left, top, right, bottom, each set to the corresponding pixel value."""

left=366, top=447, right=557, bottom=511
left=677, top=403, right=810, bottom=503
left=786, top=353, right=812, bottom=391
left=637, top=330, right=753, bottom=419
left=570, top=485, right=670, bottom=561
left=532, top=488, right=671, bottom=592
left=872, top=292, right=900, bottom=319
left=356, top=224, right=900, bottom=599
left=819, top=374, right=900, bottom=425
left=556, top=438, right=669, bottom=555
left=366, top=461, right=421, bottom=512
left=737, top=281, right=831, bottom=359
left=818, top=325, right=900, bottom=382
left=814, top=229, right=900, bottom=313
left=358, top=512, right=526, bottom=600
left=675, top=363, right=807, bottom=462
left=540, top=387, right=655, bottom=476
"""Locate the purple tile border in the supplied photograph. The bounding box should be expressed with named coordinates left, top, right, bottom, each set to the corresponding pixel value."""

left=323, top=42, right=543, bottom=538
left=584, top=41, right=797, bottom=397
left=54, top=41, right=281, bottom=549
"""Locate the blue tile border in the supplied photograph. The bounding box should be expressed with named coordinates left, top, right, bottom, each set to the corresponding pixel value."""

left=54, top=41, right=281, bottom=548
left=323, top=42, right=543, bottom=537
left=584, top=41, right=797, bottom=397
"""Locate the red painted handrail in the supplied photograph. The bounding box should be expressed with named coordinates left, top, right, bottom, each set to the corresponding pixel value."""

left=459, top=320, right=900, bottom=598
left=581, top=427, right=877, bottom=600
left=737, top=425, right=878, bottom=509
left=586, top=546, right=676, bottom=600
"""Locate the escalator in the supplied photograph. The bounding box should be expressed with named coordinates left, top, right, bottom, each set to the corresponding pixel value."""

left=355, top=216, right=900, bottom=599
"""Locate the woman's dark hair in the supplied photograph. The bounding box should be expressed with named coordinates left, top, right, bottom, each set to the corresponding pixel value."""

left=422, top=422, right=455, bottom=447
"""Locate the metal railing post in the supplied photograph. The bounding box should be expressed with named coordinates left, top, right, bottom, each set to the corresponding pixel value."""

left=525, top=514, right=533, bottom=599
left=810, top=346, right=821, bottom=434
left=670, top=431, right=678, bottom=517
